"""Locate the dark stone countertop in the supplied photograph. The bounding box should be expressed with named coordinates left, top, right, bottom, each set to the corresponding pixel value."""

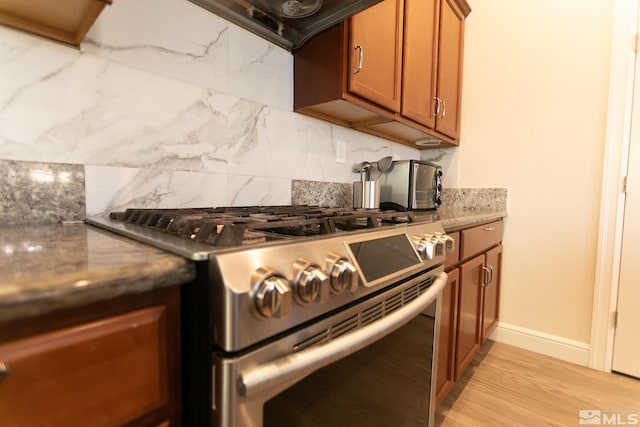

left=0, top=223, right=196, bottom=323
left=417, top=207, right=508, bottom=231
left=0, top=209, right=505, bottom=323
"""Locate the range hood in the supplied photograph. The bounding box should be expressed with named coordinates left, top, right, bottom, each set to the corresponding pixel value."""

left=187, top=0, right=382, bottom=51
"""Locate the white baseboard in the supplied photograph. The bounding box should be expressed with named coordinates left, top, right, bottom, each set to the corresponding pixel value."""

left=490, top=322, right=590, bottom=366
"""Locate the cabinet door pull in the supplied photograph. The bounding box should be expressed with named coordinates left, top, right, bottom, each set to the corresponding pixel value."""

left=435, top=99, right=445, bottom=119
left=433, top=97, right=440, bottom=117
left=487, top=265, right=494, bottom=284
left=440, top=99, right=447, bottom=119
left=353, top=45, right=363, bottom=74
left=483, top=226, right=495, bottom=232
left=482, top=266, right=491, bottom=286
left=0, top=361, right=11, bottom=378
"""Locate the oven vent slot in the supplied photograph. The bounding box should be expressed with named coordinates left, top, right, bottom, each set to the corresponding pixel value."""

left=293, top=314, right=360, bottom=352
left=419, top=277, right=435, bottom=292
left=292, top=330, right=329, bottom=352
left=330, top=314, right=360, bottom=339
left=292, top=277, right=436, bottom=352
left=404, top=284, right=420, bottom=303
left=384, top=293, right=403, bottom=315
left=361, top=304, right=383, bottom=326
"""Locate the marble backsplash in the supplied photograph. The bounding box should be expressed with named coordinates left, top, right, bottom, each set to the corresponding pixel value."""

left=0, top=159, right=505, bottom=225
left=1, top=0, right=446, bottom=219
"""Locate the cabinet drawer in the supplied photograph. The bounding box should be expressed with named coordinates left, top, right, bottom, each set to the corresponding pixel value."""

left=460, top=220, right=504, bottom=260
left=444, top=231, right=460, bottom=270
left=0, top=305, right=170, bottom=426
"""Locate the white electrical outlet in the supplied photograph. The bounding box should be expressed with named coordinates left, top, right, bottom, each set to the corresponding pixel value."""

left=336, top=140, right=347, bottom=164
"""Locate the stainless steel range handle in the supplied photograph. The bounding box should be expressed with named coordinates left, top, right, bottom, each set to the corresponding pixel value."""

left=238, top=272, right=448, bottom=398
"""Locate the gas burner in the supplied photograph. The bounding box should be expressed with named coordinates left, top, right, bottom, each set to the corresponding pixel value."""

left=108, top=206, right=418, bottom=247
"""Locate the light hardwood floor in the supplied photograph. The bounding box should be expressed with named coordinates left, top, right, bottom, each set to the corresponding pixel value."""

left=436, top=341, right=640, bottom=426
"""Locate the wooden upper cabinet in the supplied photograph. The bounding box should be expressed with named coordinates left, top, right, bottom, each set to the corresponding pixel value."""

left=348, top=0, right=404, bottom=112
left=435, top=0, right=467, bottom=139
left=0, top=0, right=111, bottom=46
left=401, top=0, right=437, bottom=128
left=293, top=0, right=470, bottom=148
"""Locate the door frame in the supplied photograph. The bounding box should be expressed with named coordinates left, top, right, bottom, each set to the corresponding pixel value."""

left=590, top=0, right=639, bottom=372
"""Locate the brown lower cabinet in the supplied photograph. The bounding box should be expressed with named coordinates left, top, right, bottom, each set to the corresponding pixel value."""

left=0, top=286, right=181, bottom=426
left=436, top=220, right=503, bottom=404
left=435, top=267, right=458, bottom=401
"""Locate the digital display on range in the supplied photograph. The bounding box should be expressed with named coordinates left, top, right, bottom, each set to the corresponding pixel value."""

left=348, top=234, right=422, bottom=283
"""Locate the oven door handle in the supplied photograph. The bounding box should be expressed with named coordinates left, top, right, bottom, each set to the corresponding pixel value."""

left=238, top=271, right=448, bottom=398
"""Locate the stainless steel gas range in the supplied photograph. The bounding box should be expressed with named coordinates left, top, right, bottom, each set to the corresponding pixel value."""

left=88, top=206, right=453, bottom=427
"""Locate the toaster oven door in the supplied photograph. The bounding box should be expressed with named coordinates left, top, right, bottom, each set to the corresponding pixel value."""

left=412, top=163, right=441, bottom=210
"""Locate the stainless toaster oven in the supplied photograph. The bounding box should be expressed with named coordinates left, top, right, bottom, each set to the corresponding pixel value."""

left=379, top=160, right=442, bottom=210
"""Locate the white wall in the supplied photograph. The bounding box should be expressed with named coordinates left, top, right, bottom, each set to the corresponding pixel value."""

left=457, top=0, right=613, bottom=355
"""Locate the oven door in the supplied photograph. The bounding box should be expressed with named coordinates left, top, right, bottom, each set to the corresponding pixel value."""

left=212, top=271, right=447, bottom=427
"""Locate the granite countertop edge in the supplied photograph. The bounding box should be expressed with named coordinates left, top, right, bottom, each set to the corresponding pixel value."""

left=436, top=209, right=508, bottom=231
left=0, top=224, right=196, bottom=323
left=0, top=209, right=506, bottom=323
left=0, top=259, right=196, bottom=323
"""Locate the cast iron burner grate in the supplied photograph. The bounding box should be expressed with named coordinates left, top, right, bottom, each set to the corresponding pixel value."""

left=109, top=206, right=416, bottom=247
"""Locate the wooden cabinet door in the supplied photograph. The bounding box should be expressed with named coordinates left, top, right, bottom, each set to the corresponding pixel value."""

left=401, top=0, right=437, bottom=127
left=435, top=0, right=465, bottom=139
left=482, top=244, right=502, bottom=343
left=436, top=268, right=459, bottom=405
left=455, top=253, right=483, bottom=380
left=0, top=306, right=174, bottom=427
left=348, top=0, right=404, bottom=111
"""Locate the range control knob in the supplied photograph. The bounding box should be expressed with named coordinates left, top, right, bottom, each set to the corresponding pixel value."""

left=251, top=267, right=292, bottom=319
left=325, top=252, right=358, bottom=294
left=434, top=232, right=455, bottom=254
left=294, top=258, right=329, bottom=304
left=432, top=235, right=445, bottom=257
left=413, top=234, right=436, bottom=260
